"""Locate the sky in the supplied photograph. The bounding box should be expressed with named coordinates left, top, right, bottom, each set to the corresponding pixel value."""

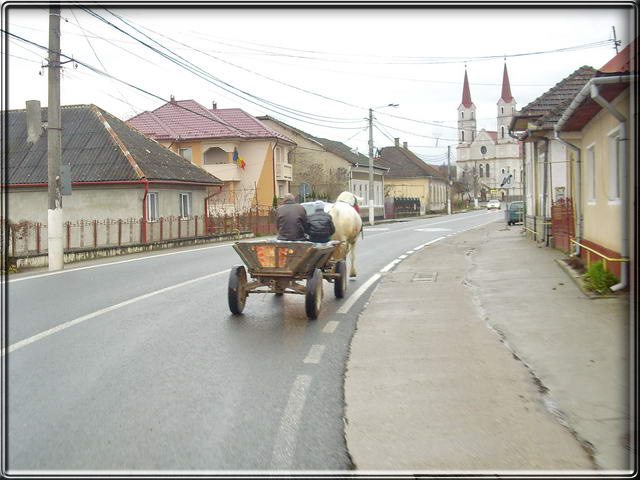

left=4, top=3, right=634, bottom=165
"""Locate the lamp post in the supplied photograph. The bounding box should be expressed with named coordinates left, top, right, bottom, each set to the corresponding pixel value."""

left=368, top=103, right=399, bottom=226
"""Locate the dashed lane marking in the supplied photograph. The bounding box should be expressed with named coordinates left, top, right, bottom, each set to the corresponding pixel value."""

left=322, top=321, right=339, bottom=333
left=303, top=345, right=325, bottom=364
left=337, top=273, right=381, bottom=314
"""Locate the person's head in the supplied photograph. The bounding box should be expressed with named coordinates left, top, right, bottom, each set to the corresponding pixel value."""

left=283, top=193, right=295, bottom=203
left=314, top=200, right=324, bottom=212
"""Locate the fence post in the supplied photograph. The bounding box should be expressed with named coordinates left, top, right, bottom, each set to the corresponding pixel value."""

left=93, top=220, right=97, bottom=248
left=169, top=216, right=173, bottom=240
left=66, top=222, right=71, bottom=250
left=118, top=219, right=122, bottom=246
left=178, top=217, right=181, bottom=239
left=195, top=215, right=198, bottom=237
left=36, top=223, right=41, bottom=254
left=11, top=226, right=16, bottom=257
left=160, top=217, right=164, bottom=241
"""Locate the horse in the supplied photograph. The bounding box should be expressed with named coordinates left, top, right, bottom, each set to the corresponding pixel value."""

left=328, top=191, right=363, bottom=278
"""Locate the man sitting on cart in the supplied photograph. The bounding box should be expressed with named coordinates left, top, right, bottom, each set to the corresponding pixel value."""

left=306, top=200, right=335, bottom=244
left=276, top=193, right=308, bottom=241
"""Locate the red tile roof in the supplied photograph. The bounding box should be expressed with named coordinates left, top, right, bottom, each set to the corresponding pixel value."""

left=598, top=39, right=636, bottom=74
left=126, top=100, right=293, bottom=143
left=487, top=131, right=497, bottom=142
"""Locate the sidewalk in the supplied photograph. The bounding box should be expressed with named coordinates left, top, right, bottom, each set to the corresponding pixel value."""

left=344, top=221, right=631, bottom=472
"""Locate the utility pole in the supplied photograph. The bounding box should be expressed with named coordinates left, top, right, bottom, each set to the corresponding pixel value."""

left=447, top=145, right=452, bottom=215
left=368, top=108, right=375, bottom=226
left=612, top=26, right=620, bottom=54
left=48, top=6, right=63, bottom=271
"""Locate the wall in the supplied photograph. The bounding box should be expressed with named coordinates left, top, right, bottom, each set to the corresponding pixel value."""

left=578, top=89, right=630, bottom=256
left=384, top=177, right=428, bottom=213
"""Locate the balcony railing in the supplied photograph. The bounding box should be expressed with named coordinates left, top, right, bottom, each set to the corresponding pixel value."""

left=276, top=162, right=292, bottom=181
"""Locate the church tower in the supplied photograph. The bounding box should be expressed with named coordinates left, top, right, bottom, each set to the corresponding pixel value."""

left=457, top=69, right=476, bottom=145
left=497, top=62, right=516, bottom=144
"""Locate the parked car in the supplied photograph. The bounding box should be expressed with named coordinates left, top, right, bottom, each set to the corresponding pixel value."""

left=506, top=201, right=524, bottom=225
left=486, top=199, right=501, bottom=210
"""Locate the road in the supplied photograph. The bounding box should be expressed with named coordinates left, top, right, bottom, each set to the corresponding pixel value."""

left=5, top=209, right=502, bottom=471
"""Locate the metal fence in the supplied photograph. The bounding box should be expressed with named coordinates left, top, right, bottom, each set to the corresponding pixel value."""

left=3, top=207, right=278, bottom=257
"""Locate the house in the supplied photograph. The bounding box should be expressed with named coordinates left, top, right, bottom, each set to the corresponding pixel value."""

left=510, top=66, right=597, bottom=245
left=258, top=115, right=388, bottom=217
left=554, top=41, right=635, bottom=289
left=456, top=65, right=524, bottom=202
left=6, top=102, right=222, bottom=245
left=126, top=99, right=296, bottom=211
left=376, top=139, right=449, bottom=213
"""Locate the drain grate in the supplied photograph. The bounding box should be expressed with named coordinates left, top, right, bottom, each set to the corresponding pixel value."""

left=412, top=272, right=438, bottom=282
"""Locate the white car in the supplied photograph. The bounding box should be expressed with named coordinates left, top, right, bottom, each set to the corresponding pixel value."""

left=486, top=199, right=501, bottom=210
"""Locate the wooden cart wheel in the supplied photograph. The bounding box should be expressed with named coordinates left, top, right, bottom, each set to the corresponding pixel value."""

left=228, top=265, right=248, bottom=315
left=334, top=260, right=347, bottom=299
left=305, top=268, right=324, bottom=320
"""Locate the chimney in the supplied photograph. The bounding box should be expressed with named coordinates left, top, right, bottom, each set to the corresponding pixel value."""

left=212, top=101, right=217, bottom=109
left=170, top=94, right=176, bottom=103
left=403, top=141, right=408, bottom=149
left=394, top=137, right=400, bottom=147
left=26, top=100, right=43, bottom=144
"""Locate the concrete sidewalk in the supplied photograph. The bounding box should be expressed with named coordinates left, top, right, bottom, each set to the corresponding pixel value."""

left=344, top=221, right=632, bottom=473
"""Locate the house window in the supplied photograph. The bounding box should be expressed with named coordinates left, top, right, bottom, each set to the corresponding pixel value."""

left=179, top=147, right=192, bottom=162
left=275, top=146, right=284, bottom=163
left=278, top=184, right=285, bottom=198
left=180, top=192, right=192, bottom=218
left=485, top=163, right=490, bottom=177
left=147, top=192, right=158, bottom=222
left=608, top=129, right=621, bottom=200
left=587, top=144, right=596, bottom=202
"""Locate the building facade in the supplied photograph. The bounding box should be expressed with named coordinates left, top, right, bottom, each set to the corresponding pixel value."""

left=456, top=65, right=523, bottom=201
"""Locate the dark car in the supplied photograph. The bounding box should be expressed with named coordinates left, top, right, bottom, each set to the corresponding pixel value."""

left=506, top=201, right=524, bottom=225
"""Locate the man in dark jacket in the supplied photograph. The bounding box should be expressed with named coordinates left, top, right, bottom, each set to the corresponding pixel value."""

left=306, top=201, right=335, bottom=243
left=276, top=193, right=308, bottom=241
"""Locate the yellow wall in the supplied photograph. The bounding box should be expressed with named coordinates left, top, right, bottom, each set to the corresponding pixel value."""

left=579, top=90, right=630, bottom=254
left=256, top=142, right=275, bottom=206
left=385, top=177, right=428, bottom=205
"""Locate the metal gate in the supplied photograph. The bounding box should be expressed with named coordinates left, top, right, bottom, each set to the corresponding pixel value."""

left=551, top=198, right=574, bottom=252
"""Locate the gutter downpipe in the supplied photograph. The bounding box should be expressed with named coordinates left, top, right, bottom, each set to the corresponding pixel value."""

left=589, top=76, right=632, bottom=291
left=541, top=138, right=550, bottom=246
left=142, top=179, right=149, bottom=244
left=509, top=128, right=527, bottom=227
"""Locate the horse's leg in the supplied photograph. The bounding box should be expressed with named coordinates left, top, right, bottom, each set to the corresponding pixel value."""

left=349, top=240, right=357, bottom=277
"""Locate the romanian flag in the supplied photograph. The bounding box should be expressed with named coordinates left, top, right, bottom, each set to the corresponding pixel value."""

left=233, top=148, right=246, bottom=169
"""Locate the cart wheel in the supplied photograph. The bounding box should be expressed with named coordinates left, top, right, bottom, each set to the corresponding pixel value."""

left=305, top=268, right=324, bottom=320
left=228, top=265, right=248, bottom=315
left=334, top=260, right=347, bottom=299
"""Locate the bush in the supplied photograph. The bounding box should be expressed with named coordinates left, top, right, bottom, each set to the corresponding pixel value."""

left=582, top=261, right=618, bottom=294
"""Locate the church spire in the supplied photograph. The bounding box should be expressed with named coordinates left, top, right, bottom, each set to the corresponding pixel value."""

left=461, top=69, right=474, bottom=108
left=500, top=63, right=513, bottom=103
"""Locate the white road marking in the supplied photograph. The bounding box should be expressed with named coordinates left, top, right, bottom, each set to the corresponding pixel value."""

left=417, top=236, right=446, bottom=250
left=406, top=250, right=415, bottom=254
left=379, top=260, right=400, bottom=273
left=1, top=269, right=230, bottom=357
left=270, top=375, right=312, bottom=470
left=337, top=273, right=381, bottom=314
left=303, top=345, right=325, bottom=364
left=414, top=227, right=451, bottom=232
left=5, top=242, right=234, bottom=284
left=398, top=255, right=408, bottom=259
left=322, top=321, right=339, bottom=333
left=364, top=227, right=389, bottom=231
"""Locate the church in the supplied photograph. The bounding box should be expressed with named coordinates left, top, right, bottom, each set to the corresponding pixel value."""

left=456, top=64, right=523, bottom=202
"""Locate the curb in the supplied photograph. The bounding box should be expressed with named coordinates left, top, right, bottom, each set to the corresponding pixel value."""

left=554, top=258, right=621, bottom=300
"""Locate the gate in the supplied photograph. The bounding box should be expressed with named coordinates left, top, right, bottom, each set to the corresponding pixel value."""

left=551, top=198, right=574, bottom=252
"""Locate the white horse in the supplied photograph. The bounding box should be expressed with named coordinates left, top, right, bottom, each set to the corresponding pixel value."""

left=328, top=191, right=363, bottom=278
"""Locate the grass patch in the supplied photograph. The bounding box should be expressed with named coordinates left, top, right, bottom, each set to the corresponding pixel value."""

left=582, top=261, right=618, bottom=294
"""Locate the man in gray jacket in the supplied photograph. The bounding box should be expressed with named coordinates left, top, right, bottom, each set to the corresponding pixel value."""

left=276, top=193, right=308, bottom=241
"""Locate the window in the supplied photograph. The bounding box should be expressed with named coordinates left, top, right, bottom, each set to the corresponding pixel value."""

left=275, top=146, right=284, bottom=163
left=278, top=184, right=285, bottom=198
left=461, top=111, right=464, bottom=119
left=480, top=146, right=487, bottom=155
left=147, top=192, right=158, bottom=221
left=501, top=168, right=505, bottom=174
left=179, top=147, right=192, bottom=163
left=485, top=163, right=490, bottom=177
left=501, top=106, right=504, bottom=115
left=587, top=144, right=596, bottom=202
left=608, top=129, right=621, bottom=200
left=471, top=111, right=474, bottom=119
left=461, top=130, right=465, bottom=142
left=479, top=165, right=484, bottom=177
left=179, top=192, right=192, bottom=218
left=471, top=131, right=475, bottom=141
left=501, top=126, right=505, bottom=139
left=203, top=147, right=228, bottom=165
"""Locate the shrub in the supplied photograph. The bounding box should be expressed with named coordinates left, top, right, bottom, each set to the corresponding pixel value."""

left=582, top=261, right=618, bottom=294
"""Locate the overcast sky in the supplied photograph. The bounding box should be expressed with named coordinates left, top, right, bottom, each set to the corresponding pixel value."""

left=5, top=4, right=634, bottom=164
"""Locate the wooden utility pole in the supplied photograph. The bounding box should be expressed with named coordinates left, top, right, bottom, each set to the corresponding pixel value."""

left=47, top=6, right=63, bottom=270
left=368, top=108, right=375, bottom=226
left=447, top=145, right=452, bottom=215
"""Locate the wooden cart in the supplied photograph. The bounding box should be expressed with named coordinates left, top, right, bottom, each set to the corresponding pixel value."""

left=228, top=240, right=347, bottom=319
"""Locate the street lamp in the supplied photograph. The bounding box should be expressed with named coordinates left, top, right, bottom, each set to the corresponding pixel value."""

left=368, top=103, right=399, bottom=226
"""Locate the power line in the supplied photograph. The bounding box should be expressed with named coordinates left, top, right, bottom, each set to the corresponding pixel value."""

left=375, top=119, right=458, bottom=142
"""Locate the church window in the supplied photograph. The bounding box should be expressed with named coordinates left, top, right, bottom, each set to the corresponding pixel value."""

left=479, top=165, right=484, bottom=177
left=471, top=111, right=474, bottom=119
left=472, top=131, right=475, bottom=141
left=461, top=111, right=464, bottom=119
left=480, top=146, right=487, bottom=155
left=501, top=126, right=505, bottom=138
left=501, top=168, right=505, bottom=174
left=501, top=106, right=504, bottom=115
left=486, top=163, right=490, bottom=177
left=461, top=130, right=464, bottom=142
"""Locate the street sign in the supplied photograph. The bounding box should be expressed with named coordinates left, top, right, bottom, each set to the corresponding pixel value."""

left=500, top=173, right=514, bottom=188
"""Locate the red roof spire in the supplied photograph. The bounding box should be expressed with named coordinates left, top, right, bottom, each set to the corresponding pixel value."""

left=461, top=69, right=473, bottom=108
left=501, top=62, right=513, bottom=103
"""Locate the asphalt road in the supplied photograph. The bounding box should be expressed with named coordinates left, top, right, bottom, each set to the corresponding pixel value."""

left=5, top=209, right=502, bottom=472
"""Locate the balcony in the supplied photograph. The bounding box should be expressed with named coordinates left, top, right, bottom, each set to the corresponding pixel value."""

left=202, top=164, right=241, bottom=182
left=276, top=162, right=293, bottom=181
